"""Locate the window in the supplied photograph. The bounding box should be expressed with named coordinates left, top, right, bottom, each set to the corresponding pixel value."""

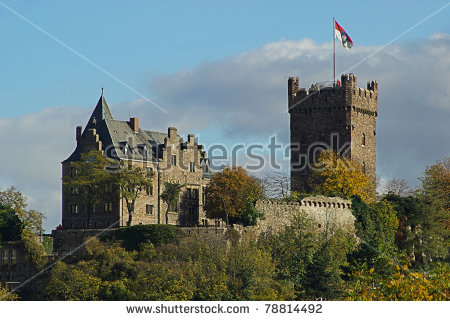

left=71, top=204, right=78, bottom=214
left=146, top=167, right=154, bottom=176
left=70, top=167, right=78, bottom=177
left=362, top=133, right=366, bottom=146
left=105, top=183, right=113, bottom=193
left=88, top=203, right=97, bottom=214
left=168, top=202, right=178, bottom=212
left=171, top=155, right=177, bottom=166
left=202, top=219, right=208, bottom=226
left=146, top=204, right=154, bottom=215
left=193, top=189, right=199, bottom=200
left=362, top=162, right=366, bottom=174
left=71, top=187, right=79, bottom=195
left=104, top=202, right=113, bottom=213
left=202, top=187, right=206, bottom=204
left=189, top=162, right=195, bottom=172
left=203, top=165, right=209, bottom=173
left=187, top=188, right=192, bottom=199
left=1, top=250, right=8, bottom=268
left=146, top=186, right=153, bottom=196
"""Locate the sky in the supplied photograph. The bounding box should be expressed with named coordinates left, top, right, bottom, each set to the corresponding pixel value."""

left=0, top=0, right=449, bottom=232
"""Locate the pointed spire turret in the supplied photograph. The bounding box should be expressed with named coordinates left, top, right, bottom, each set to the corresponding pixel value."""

left=83, top=92, right=114, bottom=135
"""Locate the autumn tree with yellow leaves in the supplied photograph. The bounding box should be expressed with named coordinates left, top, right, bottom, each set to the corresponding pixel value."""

left=308, top=150, right=375, bottom=202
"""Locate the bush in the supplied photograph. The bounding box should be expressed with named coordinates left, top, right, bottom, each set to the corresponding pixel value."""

left=101, top=224, right=183, bottom=251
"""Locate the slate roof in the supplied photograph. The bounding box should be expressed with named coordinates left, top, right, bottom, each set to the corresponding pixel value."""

left=64, top=94, right=178, bottom=163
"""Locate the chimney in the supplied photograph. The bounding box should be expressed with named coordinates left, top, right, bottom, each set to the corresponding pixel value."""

left=128, top=117, right=139, bottom=133
left=168, top=127, right=177, bottom=139
left=76, top=126, right=82, bottom=142
left=188, top=134, right=195, bottom=144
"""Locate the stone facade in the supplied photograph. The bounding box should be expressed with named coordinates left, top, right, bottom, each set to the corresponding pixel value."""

left=61, top=94, right=217, bottom=230
left=288, top=73, right=378, bottom=192
left=0, top=241, right=34, bottom=286
left=255, top=196, right=355, bottom=234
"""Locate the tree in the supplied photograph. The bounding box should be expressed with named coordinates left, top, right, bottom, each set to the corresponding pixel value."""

left=160, top=182, right=184, bottom=225
left=0, top=204, right=24, bottom=242
left=260, top=171, right=290, bottom=199
left=64, top=150, right=154, bottom=227
left=415, top=157, right=450, bottom=262
left=0, top=186, right=45, bottom=235
left=115, top=163, right=154, bottom=226
left=204, top=166, right=262, bottom=225
left=383, top=193, right=424, bottom=260
left=63, top=150, right=116, bottom=227
left=385, top=178, right=413, bottom=197
left=0, top=283, right=18, bottom=301
left=308, top=150, right=375, bottom=203
left=240, top=202, right=265, bottom=227
left=345, top=197, right=399, bottom=276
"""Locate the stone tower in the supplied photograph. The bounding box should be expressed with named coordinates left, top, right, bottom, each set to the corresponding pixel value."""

left=288, top=73, right=378, bottom=192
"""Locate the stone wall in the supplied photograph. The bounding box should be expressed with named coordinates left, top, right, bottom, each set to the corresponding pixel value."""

left=288, top=73, right=378, bottom=192
left=0, top=241, right=36, bottom=285
left=255, top=196, right=355, bottom=234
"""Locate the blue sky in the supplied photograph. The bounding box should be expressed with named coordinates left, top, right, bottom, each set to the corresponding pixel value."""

left=0, top=1, right=449, bottom=231
left=1, top=0, right=449, bottom=117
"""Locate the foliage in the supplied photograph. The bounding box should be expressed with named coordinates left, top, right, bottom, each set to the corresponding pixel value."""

left=63, top=150, right=116, bottom=227
left=21, top=230, right=48, bottom=270
left=102, top=224, right=183, bottom=251
left=240, top=202, right=265, bottom=227
left=115, top=162, right=154, bottom=226
left=266, top=211, right=355, bottom=300
left=204, top=166, right=262, bottom=224
left=345, top=197, right=399, bottom=275
left=42, top=235, right=54, bottom=254
left=416, top=157, right=450, bottom=262
left=160, top=182, right=184, bottom=224
left=308, top=150, right=375, bottom=203
left=346, top=262, right=450, bottom=301
left=0, top=283, right=18, bottom=301
left=0, top=186, right=45, bottom=235
left=44, top=261, right=101, bottom=300
left=0, top=204, right=24, bottom=242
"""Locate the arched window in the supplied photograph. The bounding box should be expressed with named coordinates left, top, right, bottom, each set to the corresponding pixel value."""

left=362, top=133, right=366, bottom=146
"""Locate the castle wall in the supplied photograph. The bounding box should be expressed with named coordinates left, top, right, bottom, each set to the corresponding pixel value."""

left=255, top=196, right=355, bottom=234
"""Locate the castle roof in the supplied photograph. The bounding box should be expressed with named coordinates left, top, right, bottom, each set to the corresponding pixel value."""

left=64, top=94, right=176, bottom=163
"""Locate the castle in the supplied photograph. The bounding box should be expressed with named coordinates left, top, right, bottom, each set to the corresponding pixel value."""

left=288, top=73, right=378, bottom=192
left=61, top=93, right=216, bottom=229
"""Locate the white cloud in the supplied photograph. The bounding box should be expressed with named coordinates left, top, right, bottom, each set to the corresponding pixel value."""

left=0, top=106, right=87, bottom=232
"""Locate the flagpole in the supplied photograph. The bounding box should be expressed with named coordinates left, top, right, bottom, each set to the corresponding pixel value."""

left=333, top=17, right=335, bottom=87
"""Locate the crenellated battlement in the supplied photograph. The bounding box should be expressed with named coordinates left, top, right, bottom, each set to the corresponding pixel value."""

left=255, top=196, right=355, bottom=234
left=257, top=196, right=352, bottom=210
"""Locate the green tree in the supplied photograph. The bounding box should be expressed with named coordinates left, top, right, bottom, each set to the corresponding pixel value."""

left=115, top=163, right=154, bottom=226
left=63, top=150, right=116, bottom=228
left=204, top=166, right=262, bottom=225
left=44, top=261, right=101, bottom=300
left=0, top=204, right=24, bottom=242
left=416, top=157, right=449, bottom=262
left=345, top=197, right=399, bottom=277
left=240, top=202, right=265, bottom=227
left=0, top=186, right=45, bottom=235
left=160, top=182, right=183, bottom=225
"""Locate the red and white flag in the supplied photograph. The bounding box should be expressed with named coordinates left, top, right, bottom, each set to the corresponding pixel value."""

left=334, top=20, right=353, bottom=49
